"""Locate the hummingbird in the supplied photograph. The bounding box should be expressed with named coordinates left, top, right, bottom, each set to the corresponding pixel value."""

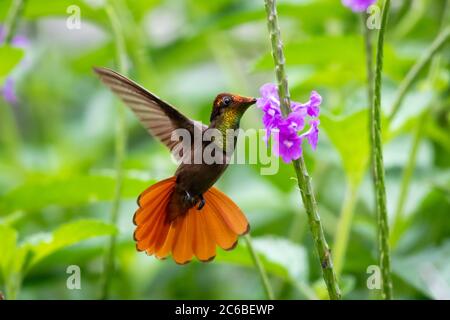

left=94, top=67, right=256, bottom=264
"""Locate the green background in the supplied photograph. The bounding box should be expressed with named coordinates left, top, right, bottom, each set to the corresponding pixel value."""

left=0, top=0, right=449, bottom=300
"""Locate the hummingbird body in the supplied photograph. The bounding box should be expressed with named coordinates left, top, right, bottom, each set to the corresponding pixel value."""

left=94, top=67, right=255, bottom=264
left=169, top=94, right=254, bottom=221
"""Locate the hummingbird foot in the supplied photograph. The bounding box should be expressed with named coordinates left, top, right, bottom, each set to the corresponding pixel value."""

left=183, top=190, right=197, bottom=205
left=197, top=194, right=205, bottom=210
left=183, top=190, right=205, bottom=210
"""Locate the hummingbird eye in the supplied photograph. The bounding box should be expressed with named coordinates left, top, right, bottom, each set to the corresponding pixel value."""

left=222, top=96, right=232, bottom=107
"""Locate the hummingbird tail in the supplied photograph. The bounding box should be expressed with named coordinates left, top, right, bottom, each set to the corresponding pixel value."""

left=133, top=177, right=249, bottom=264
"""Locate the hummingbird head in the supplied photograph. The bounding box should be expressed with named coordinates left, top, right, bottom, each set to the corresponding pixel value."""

left=210, top=93, right=257, bottom=123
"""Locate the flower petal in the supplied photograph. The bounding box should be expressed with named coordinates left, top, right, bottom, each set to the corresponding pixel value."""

left=301, top=119, right=320, bottom=151
left=307, top=91, right=321, bottom=117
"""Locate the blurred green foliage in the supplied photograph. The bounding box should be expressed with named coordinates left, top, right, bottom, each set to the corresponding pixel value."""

left=0, top=0, right=449, bottom=299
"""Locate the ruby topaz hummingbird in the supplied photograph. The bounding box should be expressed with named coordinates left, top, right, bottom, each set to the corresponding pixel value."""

left=94, top=67, right=256, bottom=264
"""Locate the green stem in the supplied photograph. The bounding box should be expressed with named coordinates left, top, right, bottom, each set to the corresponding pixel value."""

left=6, top=272, right=22, bottom=300
left=2, top=0, right=26, bottom=44
left=100, top=2, right=128, bottom=300
left=264, top=0, right=341, bottom=300
left=371, top=0, right=393, bottom=300
left=244, top=235, right=275, bottom=300
left=391, top=0, right=425, bottom=40
left=333, top=183, right=359, bottom=278
left=388, top=26, right=450, bottom=122
left=427, top=1, right=449, bottom=89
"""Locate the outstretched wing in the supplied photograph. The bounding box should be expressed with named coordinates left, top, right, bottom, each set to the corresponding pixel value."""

left=94, top=67, right=205, bottom=152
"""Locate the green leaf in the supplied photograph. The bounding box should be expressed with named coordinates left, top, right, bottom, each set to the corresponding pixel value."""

left=321, top=110, right=370, bottom=186
left=215, top=236, right=308, bottom=283
left=0, top=45, right=24, bottom=84
left=0, top=224, right=28, bottom=299
left=256, top=36, right=366, bottom=70
left=254, top=34, right=409, bottom=87
left=253, top=236, right=309, bottom=283
left=0, top=173, right=153, bottom=215
left=0, top=225, right=18, bottom=282
left=27, top=219, right=117, bottom=268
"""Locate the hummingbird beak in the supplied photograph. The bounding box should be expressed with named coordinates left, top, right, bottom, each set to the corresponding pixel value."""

left=236, top=95, right=257, bottom=107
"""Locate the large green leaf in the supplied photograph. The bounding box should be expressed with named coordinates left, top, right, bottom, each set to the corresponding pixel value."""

left=27, top=219, right=117, bottom=268
left=254, top=35, right=409, bottom=85
left=321, top=110, right=370, bottom=186
left=256, top=36, right=366, bottom=70
left=216, top=236, right=308, bottom=283
left=0, top=45, right=24, bottom=84
left=0, top=174, right=153, bottom=215
left=194, top=1, right=350, bottom=35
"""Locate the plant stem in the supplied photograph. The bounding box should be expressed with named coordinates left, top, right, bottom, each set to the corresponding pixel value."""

left=100, top=2, right=128, bottom=300
left=333, top=183, right=359, bottom=277
left=388, top=26, right=450, bottom=122
left=2, top=0, right=27, bottom=44
left=264, top=0, right=341, bottom=300
left=5, top=274, right=21, bottom=300
left=371, top=0, right=393, bottom=300
left=244, top=235, right=275, bottom=300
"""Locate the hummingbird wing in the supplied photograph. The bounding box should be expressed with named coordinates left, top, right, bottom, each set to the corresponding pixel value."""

left=93, top=67, right=206, bottom=153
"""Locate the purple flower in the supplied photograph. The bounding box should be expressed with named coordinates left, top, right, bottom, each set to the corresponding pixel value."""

left=261, top=103, right=282, bottom=130
left=272, top=129, right=303, bottom=164
left=279, top=111, right=305, bottom=134
left=257, top=83, right=322, bottom=163
left=342, top=0, right=377, bottom=12
left=292, top=90, right=321, bottom=117
left=257, top=83, right=283, bottom=141
left=301, top=119, right=320, bottom=151
left=257, top=84, right=282, bottom=124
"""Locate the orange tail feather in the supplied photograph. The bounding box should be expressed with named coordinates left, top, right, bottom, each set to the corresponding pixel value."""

left=133, top=177, right=249, bottom=264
